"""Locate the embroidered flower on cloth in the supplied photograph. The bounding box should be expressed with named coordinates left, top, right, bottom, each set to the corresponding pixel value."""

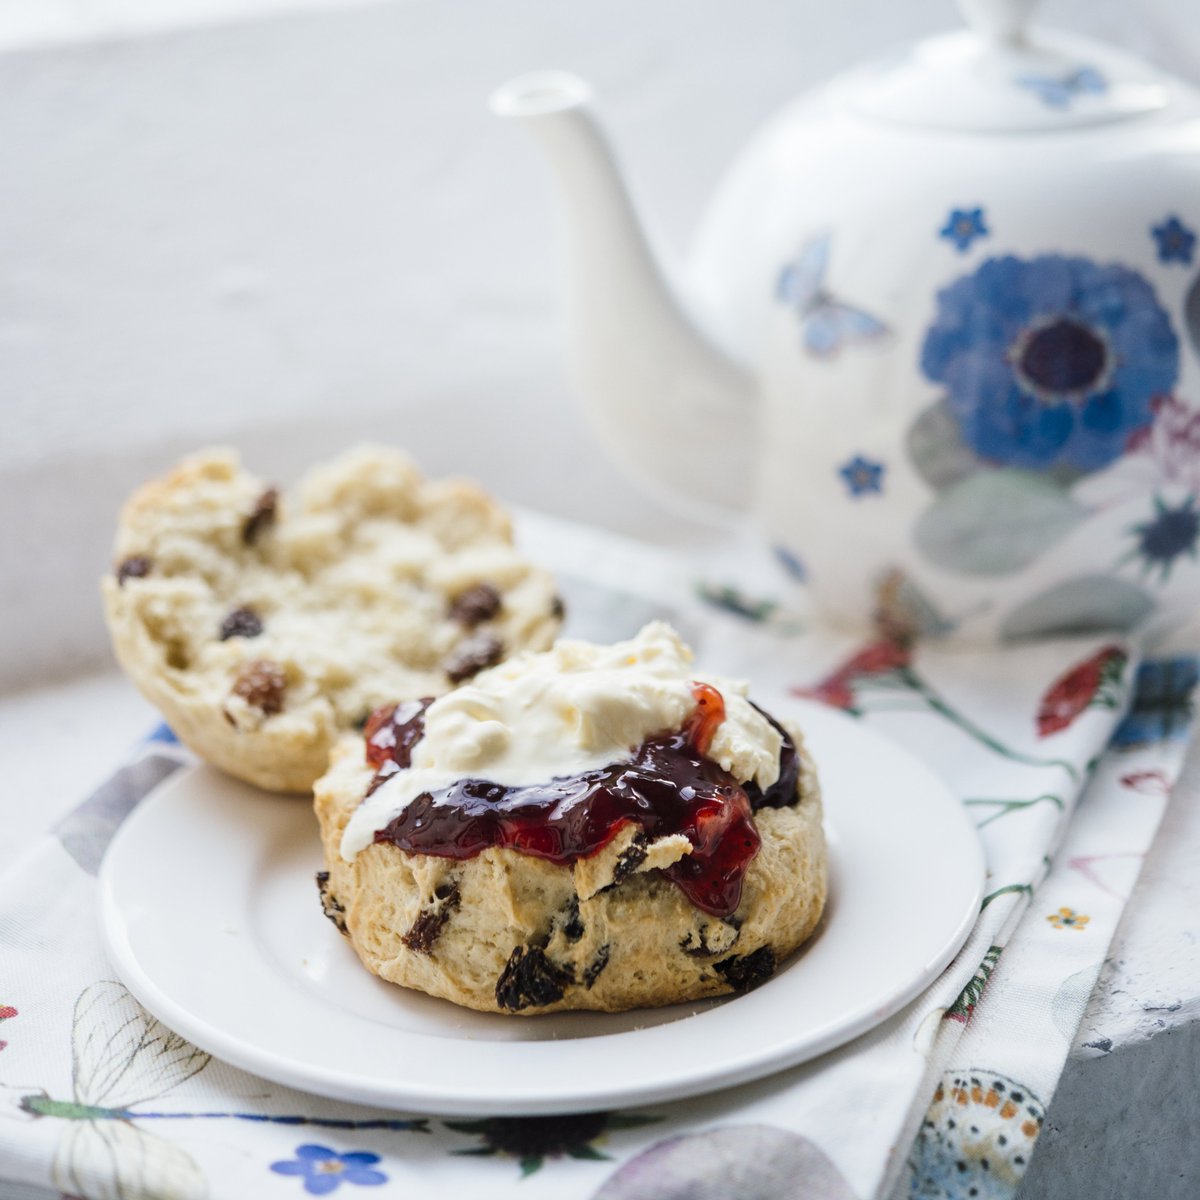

left=921, top=255, right=1178, bottom=472
left=1046, top=907, right=1090, bottom=931
left=939, top=207, right=989, bottom=252
left=270, top=1145, right=387, bottom=1195
left=1151, top=215, right=1196, bottom=265
left=839, top=454, right=885, bottom=497
left=1035, top=645, right=1127, bottom=737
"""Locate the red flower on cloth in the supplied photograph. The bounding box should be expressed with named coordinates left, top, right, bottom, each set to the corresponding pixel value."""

left=797, top=634, right=1083, bottom=779
left=0, top=1004, right=16, bottom=1052
left=796, top=639, right=912, bottom=711
left=1128, top=394, right=1200, bottom=491
left=1119, top=769, right=1171, bottom=795
left=1036, top=646, right=1128, bottom=738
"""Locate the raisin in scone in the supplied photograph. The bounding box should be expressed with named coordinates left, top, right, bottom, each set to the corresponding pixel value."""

left=314, top=622, right=827, bottom=1014
left=102, top=446, right=562, bottom=793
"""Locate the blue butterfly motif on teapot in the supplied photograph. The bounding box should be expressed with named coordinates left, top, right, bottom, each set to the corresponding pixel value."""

left=776, top=234, right=890, bottom=359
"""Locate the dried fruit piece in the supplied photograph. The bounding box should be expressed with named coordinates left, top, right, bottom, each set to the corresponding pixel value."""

left=495, top=945, right=573, bottom=1011
left=583, top=945, right=610, bottom=989
left=679, top=918, right=741, bottom=958
left=610, top=836, right=648, bottom=885
left=231, top=659, right=287, bottom=715
left=219, top=606, right=264, bottom=641
left=449, top=582, right=502, bottom=627
left=550, top=595, right=566, bottom=621
left=714, top=945, right=776, bottom=993
left=401, top=883, right=460, bottom=955
left=560, top=898, right=585, bottom=942
left=116, top=555, right=153, bottom=586
left=443, top=633, right=503, bottom=684
left=316, top=871, right=348, bottom=935
left=242, top=487, right=278, bottom=544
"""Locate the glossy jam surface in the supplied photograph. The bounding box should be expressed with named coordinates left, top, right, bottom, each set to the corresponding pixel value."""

left=362, top=685, right=799, bottom=917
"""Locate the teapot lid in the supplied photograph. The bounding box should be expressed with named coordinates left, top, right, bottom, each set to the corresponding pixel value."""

left=845, top=0, right=1174, bottom=132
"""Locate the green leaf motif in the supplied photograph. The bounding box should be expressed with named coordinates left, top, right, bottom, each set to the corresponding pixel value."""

left=915, top=470, right=1089, bottom=576
left=981, top=882, right=1033, bottom=911
left=605, top=1114, right=662, bottom=1131
left=946, top=945, right=1002, bottom=1022
left=1001, top=575, right=1154, bottom=641
left=907, top=398, right=986, bottom=491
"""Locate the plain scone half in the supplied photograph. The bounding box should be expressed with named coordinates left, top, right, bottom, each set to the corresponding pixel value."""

left=101, top=445, right=562, bottom=792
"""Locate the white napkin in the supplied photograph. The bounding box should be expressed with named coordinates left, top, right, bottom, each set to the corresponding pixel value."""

left=0, top=519, right=1192, bottom=1200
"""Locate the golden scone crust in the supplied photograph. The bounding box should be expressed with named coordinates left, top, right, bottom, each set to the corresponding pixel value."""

left=102, top=447, right=561, bottom=792
left=313, top=720, right=827, bottom=1014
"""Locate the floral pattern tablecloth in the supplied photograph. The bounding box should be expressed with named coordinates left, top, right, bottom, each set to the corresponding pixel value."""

left=0, top=523, right=1194, bottom=1200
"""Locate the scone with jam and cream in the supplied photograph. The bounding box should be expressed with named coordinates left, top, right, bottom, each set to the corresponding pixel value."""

left=314, top=622, right=827, bottom=1014
left=102, top=446, right=562, bottom=793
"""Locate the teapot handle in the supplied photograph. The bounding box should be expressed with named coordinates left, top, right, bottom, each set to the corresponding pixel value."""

left=956, top=0, right=1041, bottom=47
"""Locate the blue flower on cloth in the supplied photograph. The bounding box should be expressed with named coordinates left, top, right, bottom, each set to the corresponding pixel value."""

left=270, top=1145, right=387, bottom=1195
left=921, top=255, right=1178, bottom=471
left=1016, top=66, right=1106, bottom=108
left=839, top=455, right=885, bottom=496
left=1111, top=657, right=1198, bottom=748
left=1151, top=215, right=1196, bottom=265
left=939, top=208, right=988, bottom=253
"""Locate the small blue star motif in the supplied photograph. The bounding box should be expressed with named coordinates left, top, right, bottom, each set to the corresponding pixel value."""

left=839, top=455, right=885, bottom=497
left=1151, top=215, right=1196, bottom=266
left=939, top=208, right=989, bottom=253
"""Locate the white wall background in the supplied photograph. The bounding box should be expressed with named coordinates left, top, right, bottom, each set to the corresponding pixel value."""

left=4, top=0, right=1200, bottom=686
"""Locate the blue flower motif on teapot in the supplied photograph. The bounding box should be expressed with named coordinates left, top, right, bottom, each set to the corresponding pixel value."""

left=921, top=255, right=1178, bottom=473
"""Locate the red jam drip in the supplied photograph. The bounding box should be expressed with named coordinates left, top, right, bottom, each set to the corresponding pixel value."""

left=362, top=685, right=800, bottom=919
left=685, top=681, right=725, bottom=754
left=363, top=698, right=434, bottom=795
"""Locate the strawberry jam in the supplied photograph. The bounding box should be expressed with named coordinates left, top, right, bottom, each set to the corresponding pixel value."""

left=364, top=685, right=800, bottom=918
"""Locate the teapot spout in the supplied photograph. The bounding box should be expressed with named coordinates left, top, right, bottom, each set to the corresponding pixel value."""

left=491, top=72, right=755, bottom=517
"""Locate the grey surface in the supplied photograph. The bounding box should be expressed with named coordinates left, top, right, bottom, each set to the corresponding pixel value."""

left=1019, top=1023, right=1200, bottom=1200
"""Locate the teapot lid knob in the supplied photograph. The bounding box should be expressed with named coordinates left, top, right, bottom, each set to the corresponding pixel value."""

left=955, top=0, right=1040, bottom=47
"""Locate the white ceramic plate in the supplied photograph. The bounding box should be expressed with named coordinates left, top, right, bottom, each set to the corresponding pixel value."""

left=99, top=701, right=984, bottom=1116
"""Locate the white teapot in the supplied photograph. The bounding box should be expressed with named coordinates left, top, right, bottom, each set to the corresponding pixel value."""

left=492, top=0, right=1200, bottom=643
